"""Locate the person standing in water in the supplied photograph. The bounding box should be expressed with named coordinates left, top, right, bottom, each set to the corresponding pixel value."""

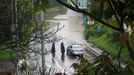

left=51, top=43, right=55, bottom=55
left=60, top=42, right=65, bottom=55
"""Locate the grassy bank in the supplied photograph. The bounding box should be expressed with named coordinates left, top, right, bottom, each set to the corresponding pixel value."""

left=84, top=22, right=133, bottom=63
left=0, top=49, right=15, bottom=61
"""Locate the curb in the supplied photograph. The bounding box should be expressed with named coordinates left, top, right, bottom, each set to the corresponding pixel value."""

left=83, top=40, right=103, bottom=56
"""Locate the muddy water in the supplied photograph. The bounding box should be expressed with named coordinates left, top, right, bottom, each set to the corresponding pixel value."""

left=44, top=7, right=85, bottom=74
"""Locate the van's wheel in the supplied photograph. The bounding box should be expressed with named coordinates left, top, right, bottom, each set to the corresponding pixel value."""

left=67, top=51, right=68, bottom=55
left=67, top=51, right=70, bottom=55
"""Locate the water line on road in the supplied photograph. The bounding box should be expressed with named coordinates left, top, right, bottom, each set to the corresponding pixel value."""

left=45, top=12, right=84, bottom=75
left=50, top=54, right=71, bottom=75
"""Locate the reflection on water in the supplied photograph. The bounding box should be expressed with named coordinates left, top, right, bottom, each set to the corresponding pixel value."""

left=52, top=54, right=55, bottom=64
left=61, top=54, right=65, bottom=62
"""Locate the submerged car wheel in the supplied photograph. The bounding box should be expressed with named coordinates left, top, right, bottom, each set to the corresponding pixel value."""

left=67, top=50, right=70, bottom=55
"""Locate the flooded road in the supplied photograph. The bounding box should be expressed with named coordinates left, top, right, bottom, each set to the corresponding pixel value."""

left=45, top=9, right=85, bottom=75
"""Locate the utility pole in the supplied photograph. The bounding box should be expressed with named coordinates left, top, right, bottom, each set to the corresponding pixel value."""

left=33, top=0, right=46, bottom=74
left=38, top=11, right=46, bottom=75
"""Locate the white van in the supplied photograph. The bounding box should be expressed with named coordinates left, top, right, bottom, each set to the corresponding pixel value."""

left=66, top=44, right=84, bottom=56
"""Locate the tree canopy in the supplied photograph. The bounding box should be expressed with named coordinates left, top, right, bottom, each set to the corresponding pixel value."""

left=0, top=0, right=12, bottom=43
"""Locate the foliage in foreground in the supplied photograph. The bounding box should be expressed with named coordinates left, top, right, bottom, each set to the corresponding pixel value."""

left=71, top=52, right=134, bottom=75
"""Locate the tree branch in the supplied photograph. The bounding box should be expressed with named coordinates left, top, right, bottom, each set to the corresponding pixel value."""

left=56, top=0, right=120, bottom=31
left=107, top=0, right=121, bottom=26
left=70, top=0, right=79, bottom=8
left=23, top=34, right=38, bottom=46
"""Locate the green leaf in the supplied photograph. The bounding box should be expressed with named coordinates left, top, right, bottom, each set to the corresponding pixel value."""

left=107, top=18, right=118, bottom=26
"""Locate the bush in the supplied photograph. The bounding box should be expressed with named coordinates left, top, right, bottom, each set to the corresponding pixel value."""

left=84, top=26, right=96, bottom=40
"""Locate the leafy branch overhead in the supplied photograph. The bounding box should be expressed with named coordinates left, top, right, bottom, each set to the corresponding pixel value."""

left=56, top=0, right=120, bottom=31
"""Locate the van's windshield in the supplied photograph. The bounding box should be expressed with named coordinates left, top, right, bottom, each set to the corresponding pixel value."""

left=73, top=45, right=82, bottom=48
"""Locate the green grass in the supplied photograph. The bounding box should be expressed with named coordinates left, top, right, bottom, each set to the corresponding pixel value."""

left=90, top=34, right=131, bottom=61
left=0, top=48, right=27, bottom=61
left=91, top=34, right=118, bottom=54
left=0, top=50, right=15, bottom=61
left=84, top=23, right=134, bottom=63
left=95, top=35, right=132, bottom=62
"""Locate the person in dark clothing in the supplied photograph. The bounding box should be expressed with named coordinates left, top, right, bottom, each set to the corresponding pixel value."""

left=51, top=43, right=55, bottom=55
left=61, top=42, right=65, bottom=55
left=61, top=54, right=65, bottom=62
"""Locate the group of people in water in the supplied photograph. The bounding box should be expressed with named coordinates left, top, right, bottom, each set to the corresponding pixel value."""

left=51, top=42, right=65, bottom=55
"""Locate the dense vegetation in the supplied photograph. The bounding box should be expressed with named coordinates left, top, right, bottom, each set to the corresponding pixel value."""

left=0, top=0, right=13, bottom=61
left=0, top=0, right=67, bottom=74
left=0, top=0, right=12, bottom=43
left=84, top=22, right=133, bottom=63
left=0, top=0, right=50, bottom=61
left=0, top=0, right=35, bottom=61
